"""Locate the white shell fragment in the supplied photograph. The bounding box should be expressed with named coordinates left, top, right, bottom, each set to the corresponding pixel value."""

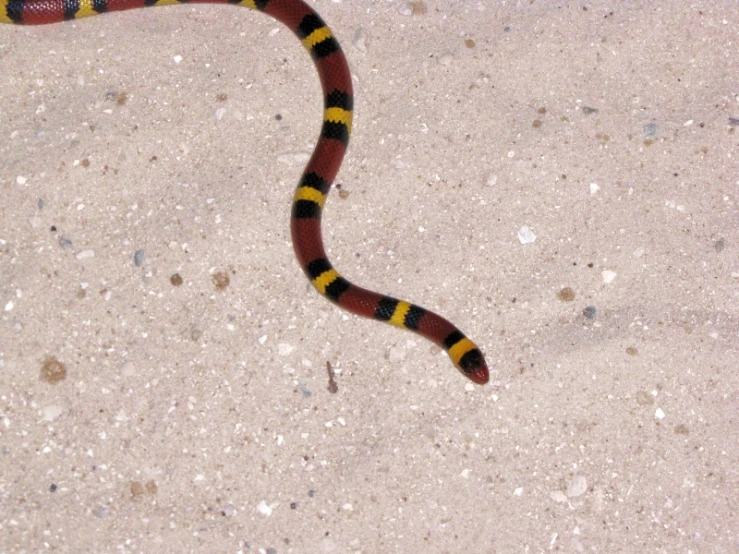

left=518, top=226, right=536, bottom=244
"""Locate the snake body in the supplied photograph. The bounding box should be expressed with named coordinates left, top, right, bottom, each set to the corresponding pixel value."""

left=1, top=0, right=489, bottom=384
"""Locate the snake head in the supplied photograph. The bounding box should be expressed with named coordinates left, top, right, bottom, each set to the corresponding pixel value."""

left=458, top=349, right=489, bottom=385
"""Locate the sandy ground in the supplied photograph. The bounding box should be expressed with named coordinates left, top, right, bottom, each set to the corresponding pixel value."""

left=1, top=0, right=738, bottom=552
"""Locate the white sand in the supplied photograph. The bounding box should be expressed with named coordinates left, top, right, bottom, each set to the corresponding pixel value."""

left=1, top=1, right=737, bottom=552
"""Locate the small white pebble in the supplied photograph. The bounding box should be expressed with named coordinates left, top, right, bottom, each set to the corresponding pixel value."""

left=173, top=55, right=183, bottom=64
left=398, top=3, right=412, bottom=16
left=518, top=226, right=536, bottom=244
left=353, top=28, right=368, bottom=53
left=589, top=182, right=600, bottom=194
left=601, top=270, right=617, bottom=284
left=513, top=487, right=523, bottom=496
left=278, top=343, right=294, bottom=356
left=567, top=475, right=588, bottom=497
left=16, top=175, right=27, bottom=185
left=460, top=468, right=470, bottom=478
left=120, top=361, right=135, bottom=377
left=256, top=501, right=273, bottom=516
left=655, top=407, right=666, bottom=420
left=386, top=345, right=406, bottom=363
left=4, top=301, right=13, bottom=312
left=438, top=53, right=454, bottom=66
left=41, top=405, right=63, bottom=422
left=76, top=249, right=95, bottom=260
left=258, top=335, right=267, bottom=345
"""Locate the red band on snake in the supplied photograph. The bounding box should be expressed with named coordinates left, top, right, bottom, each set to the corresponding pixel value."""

left=1, top=0, right=489, bottom=384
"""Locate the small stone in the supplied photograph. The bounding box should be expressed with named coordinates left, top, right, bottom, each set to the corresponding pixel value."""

left=278, top=343, right=294, bottom=356
left=557, top=287, right=575, bottom=301
left=583, top=306, right=597, bottom=319
left=636, top=391, right=654, bottom=405
left=131, top=481, right=145, bottom=496
left=41, top=405, right=63, bottom=422
left=76, top=249, right=95, bottom=260
left=386, top=345, right=406, bottom=363
left=642, top=123, right=658, bottom=137
left=256, top=500, right=273, bottom=516
left=353, top=28, right=368, bottom=53
left=120, top=361, right=136, bottom=377
left=518, top=226, right=536, bottom=244
left=567, top=475, right=588, bottom=497
left=40, top=357, right=67, bottom=384
left=601, top=270, right=617, bottom=284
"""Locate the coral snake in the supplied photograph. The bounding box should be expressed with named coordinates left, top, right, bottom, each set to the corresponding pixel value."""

left=1, top=0, right=489, bottom=384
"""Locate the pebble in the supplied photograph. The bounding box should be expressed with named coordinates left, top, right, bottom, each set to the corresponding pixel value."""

left=567, top=475, right=588, bottom=497
left=76, top=249, right=95, bottom=260
left=518, top=226, right=536, bottom=244
left=601, top=270, right=617, bottom=284
left=42, top=405, right=63, bottom=422
left=386, top=345, right=406, bottom=363
left=353, top=28, right=368, bottom=53
left=256, top=500, right=273, bottom=516
left=642, top=123, right=658, bottom=137
left=278, top=343, right=294, bottom=356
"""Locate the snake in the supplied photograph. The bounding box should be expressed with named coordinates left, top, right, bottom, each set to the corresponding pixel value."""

left=1, top=0, right=489, bottom=384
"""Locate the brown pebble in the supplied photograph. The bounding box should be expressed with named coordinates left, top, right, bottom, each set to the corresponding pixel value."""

left=557, top=287, right=575, bottom=301
left=636, top=391, right=654, bottom=406
left=40, top=357, right=67, bottom=384
left=213, top=271, right=230, bottom=290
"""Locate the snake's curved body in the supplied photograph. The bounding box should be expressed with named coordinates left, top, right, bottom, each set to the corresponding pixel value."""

left=1, top=0, right=489, bottom=384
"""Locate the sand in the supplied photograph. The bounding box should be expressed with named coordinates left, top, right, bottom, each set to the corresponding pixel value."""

left=1, top=1, right=737, bottom=552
